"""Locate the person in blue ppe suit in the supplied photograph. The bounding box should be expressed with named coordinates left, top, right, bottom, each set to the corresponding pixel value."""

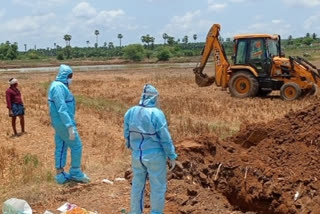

left=48, top=64, right=90, bottom=184
left=124, top=84, right=177, bottom=214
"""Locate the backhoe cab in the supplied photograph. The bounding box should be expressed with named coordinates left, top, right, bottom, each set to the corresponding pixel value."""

left=193, top=24, right=320, bottom=100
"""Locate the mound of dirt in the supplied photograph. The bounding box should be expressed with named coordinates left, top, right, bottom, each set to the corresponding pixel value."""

left=169, top=103, right=320, bottom=214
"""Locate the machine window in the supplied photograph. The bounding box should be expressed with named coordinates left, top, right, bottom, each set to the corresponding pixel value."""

left=249, top=39, right=265, bottom=60
left=235, top=40, right=246, bottom=64
left=267, top=39, right=279, bottom=56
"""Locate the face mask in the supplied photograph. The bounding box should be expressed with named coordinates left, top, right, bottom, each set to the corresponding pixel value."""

left=67, top=78, right=73, bottom=85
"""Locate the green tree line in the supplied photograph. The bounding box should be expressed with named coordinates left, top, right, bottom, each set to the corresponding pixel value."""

left=1, top=32, right=320, bottom=62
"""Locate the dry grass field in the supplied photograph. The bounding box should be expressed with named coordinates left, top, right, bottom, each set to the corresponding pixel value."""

left=0, top=64, right=319, bottom=213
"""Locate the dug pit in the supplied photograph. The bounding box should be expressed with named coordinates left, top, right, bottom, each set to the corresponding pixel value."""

left=167, top=103, right=320, bottom=214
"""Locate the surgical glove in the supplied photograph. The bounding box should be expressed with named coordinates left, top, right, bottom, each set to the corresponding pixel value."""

left=68, top=126, right=75, bottom=141
left=168, top=159, right=176, bottom=171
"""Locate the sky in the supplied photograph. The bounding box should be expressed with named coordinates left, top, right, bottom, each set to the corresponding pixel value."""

left=0, top=0, right=320, bottom=50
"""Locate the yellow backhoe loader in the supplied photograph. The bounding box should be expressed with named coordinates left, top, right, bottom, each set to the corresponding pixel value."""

left=193, top=24, right=320, bottom=100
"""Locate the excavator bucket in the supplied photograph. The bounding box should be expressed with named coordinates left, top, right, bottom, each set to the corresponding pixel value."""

left=195, top=72, right=215, bottom=87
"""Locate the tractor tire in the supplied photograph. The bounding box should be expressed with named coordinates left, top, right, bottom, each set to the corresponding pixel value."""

left=308, top=84, right=318, bottom=96
left=280, top=82, right=302, bottom=101
left=228, top=71, right=259, bottom=98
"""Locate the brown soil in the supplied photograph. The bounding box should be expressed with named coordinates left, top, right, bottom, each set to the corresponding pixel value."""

left=0, top=57, right=199, bottom=69
left=0, top=59, right=132, bottom=69
left=166, top=103, right=320, bottom=214
left=2, top=67, right=320, bottom=214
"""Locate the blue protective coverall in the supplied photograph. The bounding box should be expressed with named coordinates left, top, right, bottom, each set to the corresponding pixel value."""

left=48, top=64, right=89, bottom=184
left=124, top=84, right=177, bottom=214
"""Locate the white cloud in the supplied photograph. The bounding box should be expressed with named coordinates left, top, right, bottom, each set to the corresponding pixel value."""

left=67, top=2, right=138, bottom=46
left=272, top=19, right=282, bottom=24
left=72, top=2, right=97, bottom=18
left=0, top=9, right=5, bottom=18
left=86, top=9, right=126, bottom=26
left=171, top=10, right=201, bottom=25
left=209, top=3, right=227, bottom=11
left=13, top=0, right=68, bottom=8
left=246, top=20, right=292, bottom=37
left=254, top=15, right=263, bottom=20
left=229, top=0, right=248, bottom=2
left=208, top=0, right=228, bottom=11
left=304, top=14, right=320, bottom=31
left=1, top=13, right=56, bottom=34
left=71, top=2, right=129, bottom=30
left=282, top=0, right=320, bottom=7
left=207, top=0, right=251, bottom=12
left=164, top=10, right=201, bottom=33
left=161, top=10, right=212, bottom=38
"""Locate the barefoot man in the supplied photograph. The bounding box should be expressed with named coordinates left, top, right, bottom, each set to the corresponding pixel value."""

left=6, top=78, right=25, bottom=136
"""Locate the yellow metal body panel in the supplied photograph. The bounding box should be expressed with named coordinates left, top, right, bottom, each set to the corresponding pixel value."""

left=230, top=65, right=259, bottom=77
left=271, top=57, right=317, bottom=89
left=234, top=34, right=279, bottom=40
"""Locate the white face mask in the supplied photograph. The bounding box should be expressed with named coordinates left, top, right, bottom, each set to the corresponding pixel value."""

left=67, top=78, right=73, bottom=85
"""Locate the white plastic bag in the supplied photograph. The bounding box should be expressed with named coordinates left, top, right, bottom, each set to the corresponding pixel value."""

left=57, top=203, right=77, bottom=212
left=2, top=198, right=32, bottom=214
left=102, top=179, right=114, bottom=185
left=114, top=177, right=126, bottom=182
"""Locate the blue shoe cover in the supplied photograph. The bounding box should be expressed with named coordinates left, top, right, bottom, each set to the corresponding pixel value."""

left=70, top=168, right=90, bottom=183
left=55, top=172, right=71, bottom=184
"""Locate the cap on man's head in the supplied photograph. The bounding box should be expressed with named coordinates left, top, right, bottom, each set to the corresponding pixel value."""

left=8, top=78, right=18, bottom=85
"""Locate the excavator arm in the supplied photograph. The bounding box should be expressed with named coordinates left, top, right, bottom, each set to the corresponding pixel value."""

left=193, top=24, right=230, bottom=87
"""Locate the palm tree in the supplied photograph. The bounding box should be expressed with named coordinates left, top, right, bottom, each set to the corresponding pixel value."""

left=141, top=34, right=155, bottom=49
left=145, top=34, right=151, bottom=48
left=193, top=34, right=197, bottom=42
left=167, top=36, right=175, bottom=46
left=94, top=30, right=100, bottom=47
left=24, top=44, right=27, bottom=52
left=86, top=40, right=90, bottom=47
left=162, top=33, right=168, bottom=44
left=141, top=35, right=146, bottom=45
left=193, top=34, right=197, bottom=49
left=117, top=33, right=123, bottom=47
left=108, top=42, right=114, bottom=49
left=63, top=34, right=72, bottom=47
left=312, top=33, right=317, bottom=40
left=182, top=35, right=188, bottom=44
left=150, top=36, right=155, bottom=49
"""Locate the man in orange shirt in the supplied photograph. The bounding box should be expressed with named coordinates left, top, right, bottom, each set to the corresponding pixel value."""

left=252, top=41, right=263, bottom=59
